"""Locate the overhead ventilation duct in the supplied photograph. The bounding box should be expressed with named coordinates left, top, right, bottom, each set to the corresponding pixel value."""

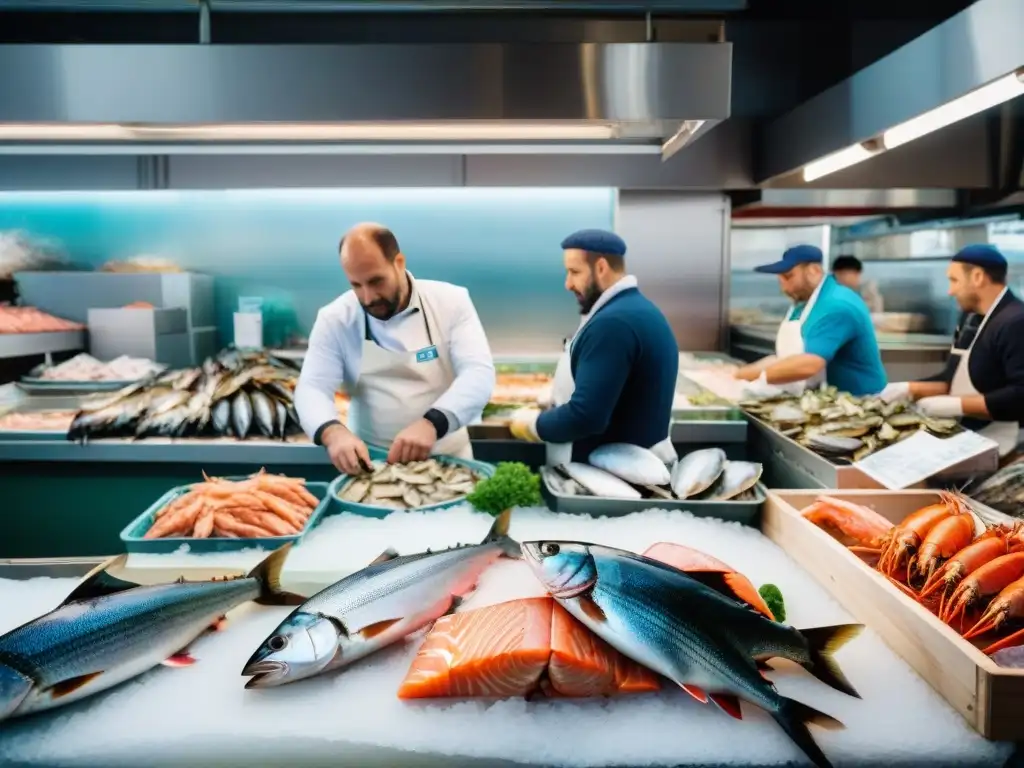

left=0, top=0, right=748, bottom=9
left=759, top=0, right=1024, bottom=186
left=0, top=43, right=732, bottom=159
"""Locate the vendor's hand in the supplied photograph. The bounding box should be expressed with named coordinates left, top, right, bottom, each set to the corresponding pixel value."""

left=733, top=365, right=762, bottom=382
left=740, top=372, right=782, bottom=399
left=916, top=395, right=964, bottom=419
left=535, top=384, right=554, bottom=410
left=509, top=407, right=542, bottom=443
left=389, top=418, right=437, bottom=464
left=879, top=381, right=912, bottom=404
left=322, top=424, right=373, bottom=476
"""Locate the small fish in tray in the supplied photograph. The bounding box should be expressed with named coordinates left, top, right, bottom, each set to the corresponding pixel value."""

left=740, top=385, right=961, bottom=463
left=336, top=458, right=483, bottom=509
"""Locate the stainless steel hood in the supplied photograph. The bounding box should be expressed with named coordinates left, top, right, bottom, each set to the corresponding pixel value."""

left=0, top=43, right=732, bottom=158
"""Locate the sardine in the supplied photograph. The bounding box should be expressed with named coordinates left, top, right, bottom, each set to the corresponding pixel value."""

left=274, top=400, right=288, bottom=440
left=701, top=461, right=763, bottom=501
left=231, top=390, right=253, bottom=440
left=670, top=448, right=726, bottom=499
left=251, top=390, right=276, bottom=438
left=0, top=546, right=301, bottom=722
left=588, top=443, right=671, bottom=486
left=522, top=541, right=862, bottom=768
left=211, top=398, right=232, bottom=435
left=560, top=462, right=641, bottom=499
left=241, top=510, right=519, bottom=688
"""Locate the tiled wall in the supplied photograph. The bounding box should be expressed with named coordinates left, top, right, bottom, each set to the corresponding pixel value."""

left=0, top=187, right=615, bottom=353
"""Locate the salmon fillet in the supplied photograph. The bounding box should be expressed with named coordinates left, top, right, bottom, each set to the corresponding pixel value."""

left=643, top=542, right=774, bottom=620
left=398, top=597, right=659, bottom=700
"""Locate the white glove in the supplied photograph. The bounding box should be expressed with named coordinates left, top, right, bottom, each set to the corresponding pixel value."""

left=535, top=384, right=553, bottom=410
left=879, top=382, right=912, bottom=404
left=916, top=395, right=964, bottom=419
left=741, top=372, right=786, bottom=399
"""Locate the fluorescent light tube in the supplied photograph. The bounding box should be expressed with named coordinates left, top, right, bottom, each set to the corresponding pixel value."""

left=0, top=122, right=618, bottom=142
left=802, top=143, right=878, bottom=182
left=883, top=69, right=1024, bottom=150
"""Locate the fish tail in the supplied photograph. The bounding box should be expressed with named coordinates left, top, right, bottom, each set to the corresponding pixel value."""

left=800, top=623, right=864, bottom=699
left=248, top=544, right=306, bottom=606
left=482, top=508, right=521, bottom=559
left=772, top=696, right=843, bottom=768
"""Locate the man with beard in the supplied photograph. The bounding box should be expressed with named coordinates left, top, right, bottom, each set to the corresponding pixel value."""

left=880, top=244, right=1024, bottom=458
left=733, top=244, right=886, bottom=396
left=295, top=222, right=495, bottom=474
left=508, top=228, right=679, bottom=465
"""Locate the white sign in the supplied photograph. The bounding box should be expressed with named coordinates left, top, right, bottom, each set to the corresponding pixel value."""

left=233, top=311, right=263, bottom=350
left=854, top=430, right=999, bottom=490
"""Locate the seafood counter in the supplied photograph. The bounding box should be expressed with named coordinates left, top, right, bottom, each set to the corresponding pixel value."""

left=0, top=502, right=1012, bottom=768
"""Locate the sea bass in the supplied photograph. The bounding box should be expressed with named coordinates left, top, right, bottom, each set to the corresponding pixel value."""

left=242, top=510, right=521, bottom=689
left=670, top=448, right=727, bottom=499
left=588, top=443, right=671, bottom=486
left=522, top=540, right=863, bottom=768
left=0, top=546, right=302, bottom=722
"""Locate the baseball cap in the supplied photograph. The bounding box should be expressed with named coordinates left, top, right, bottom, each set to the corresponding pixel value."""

left=753, top=244, right=824, bottom=275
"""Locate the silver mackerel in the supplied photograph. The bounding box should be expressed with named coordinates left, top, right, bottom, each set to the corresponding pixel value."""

left=242, top=509, right=519, bottom=688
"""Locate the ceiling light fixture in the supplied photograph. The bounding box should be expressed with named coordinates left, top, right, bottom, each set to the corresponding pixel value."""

left=883, top=69, right=1024, bottom=150
left=0, top=122, right=620, bottom=142
left=802, top=141, right=882, bottom=183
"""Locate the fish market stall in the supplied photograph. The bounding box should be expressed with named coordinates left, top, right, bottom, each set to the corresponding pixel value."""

left=0, top=503, right=1013, bottom=768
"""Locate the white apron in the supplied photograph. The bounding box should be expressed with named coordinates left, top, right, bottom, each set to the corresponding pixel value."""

left=948, top=287, right=1021, bottom=458
left=545, top=276, right=677, bottom=468
left=347, top=286, right=473, bottom=460
left=774, top=277, right=827, bottom=392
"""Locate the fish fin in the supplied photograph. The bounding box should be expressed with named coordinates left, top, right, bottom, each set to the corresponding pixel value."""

left=578, top=594, right=607, bottom=623
left=369, top=547, right=400, bottom=566
left=50, top=671, right=103, bottom=699
left=358, top=618, right=402, bottom=640
left=248, top=544, right=305, bottom=606
left=482, top=509, right=522, bottom=559
left=772, top=697, right=843, bottom=768
left=58, top=554, right=138, bottom=606
left=162, top=652, right=197, bottom=667
left=709, top=693, right=743, bottom=720
left=680, top=570, right=753, bottom=608
left=800, top=623, right=864, bottom=699
left=444, top=594, right=468, bottom=616
left=679, top=684, right=708, bottom=703
left=755, top=659, right=773, bottom=671
left=210, top=615, right=229, bottom=632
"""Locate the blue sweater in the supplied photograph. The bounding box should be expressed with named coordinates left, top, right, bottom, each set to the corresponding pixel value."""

left=536, top=287, right=679, bottom=462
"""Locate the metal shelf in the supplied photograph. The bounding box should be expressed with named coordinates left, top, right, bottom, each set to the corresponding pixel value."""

left=0, top=331, right=85, bottom=361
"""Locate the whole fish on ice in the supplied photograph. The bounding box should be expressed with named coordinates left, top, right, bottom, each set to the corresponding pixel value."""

left=242, top=510, right=520, bottom=689
left=0, top=546, right=302, bottom=722
left=522, top=540, right=863, bottom=768
left=560, top=462, right=641, bottom=499
left=670, top=448, right=726, bottom=499
left=588, top=443, right=671, bottom=486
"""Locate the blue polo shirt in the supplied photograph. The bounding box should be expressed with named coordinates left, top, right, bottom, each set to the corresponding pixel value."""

left=790, top=276, right=887, bottom=396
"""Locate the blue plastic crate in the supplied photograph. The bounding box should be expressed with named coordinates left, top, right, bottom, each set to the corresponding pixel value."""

left=326, top=455, right=496, bottom=518
left=120, top=478, right=330, bottom=554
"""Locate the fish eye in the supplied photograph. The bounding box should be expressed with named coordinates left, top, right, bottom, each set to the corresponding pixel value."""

left=268, top=635, right=288, bottom=652
left=541, top=543, right=560, bottom=557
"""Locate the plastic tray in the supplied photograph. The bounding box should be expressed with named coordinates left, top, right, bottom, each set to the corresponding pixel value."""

left=120, top=479, right=330, bottom=554
left=540, top=468, right=767, bottom=525
left=327, top=455, right=497, bottom=518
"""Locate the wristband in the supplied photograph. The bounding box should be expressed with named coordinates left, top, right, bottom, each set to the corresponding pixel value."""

left=423, top=408, right=449, bottom=439
left=313, top=420, right=341, bottom=446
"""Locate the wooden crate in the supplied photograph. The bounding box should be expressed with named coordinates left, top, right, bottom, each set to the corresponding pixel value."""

left=762, top=489, right=1024, bottom=741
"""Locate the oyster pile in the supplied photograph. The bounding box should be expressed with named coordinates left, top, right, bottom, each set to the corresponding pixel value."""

left=741, top=386, right=960, bottom=463
left=335, top=458, right=482, bottom=510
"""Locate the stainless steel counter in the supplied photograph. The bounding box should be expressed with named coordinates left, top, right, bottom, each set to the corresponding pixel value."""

left=729, top=324, right=950, bottom=383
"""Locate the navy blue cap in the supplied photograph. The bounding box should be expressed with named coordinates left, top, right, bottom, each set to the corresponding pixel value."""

left=560, top=228, right=627, bottom=258
left=753, top=244, right=824, bottom=275
left=952, top=243, right=1007, bottom=270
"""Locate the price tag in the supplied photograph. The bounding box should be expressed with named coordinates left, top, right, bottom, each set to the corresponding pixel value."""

left=854, top=430, right=999, bottom=489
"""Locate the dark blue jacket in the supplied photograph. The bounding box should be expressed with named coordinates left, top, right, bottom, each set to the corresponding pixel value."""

left=536, top=286, right=678, bottom=462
